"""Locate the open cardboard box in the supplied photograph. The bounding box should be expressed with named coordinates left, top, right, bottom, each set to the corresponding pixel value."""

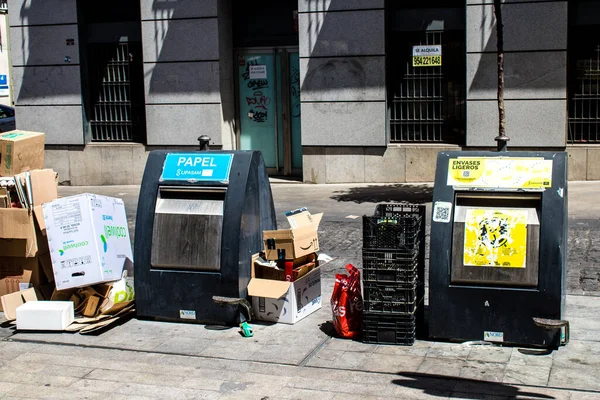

left=0, top=169, right=57, bottom=258
left=262, top=208, right=323, bottom=260
left=247, top=253, right=323, bottom=324
left=253, top=253, right=317, bottom=282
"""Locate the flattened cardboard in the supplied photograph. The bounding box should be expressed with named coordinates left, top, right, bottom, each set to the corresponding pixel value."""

left=27, top=169, right=58, bottom=206
left=83, top=295, right=100, bottom=317
left=263, top=211, right=323, bottom=260
left=0, top=268, right=33, bottom=306
left=1, top=287, right=37, bottom=320
left=0, top=130, right=45, bottom=176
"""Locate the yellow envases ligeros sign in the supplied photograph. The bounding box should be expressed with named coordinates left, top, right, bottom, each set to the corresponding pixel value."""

left=447, top=157, right=553, bottom=189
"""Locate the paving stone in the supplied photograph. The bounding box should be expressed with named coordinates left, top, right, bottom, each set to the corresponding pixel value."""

left=467, top=346, right=513, bottom=363
left=417, top=357, right=467, bottom=378
left=249, top=343, right=315, bottom=365
left=68, top=378, right=126, bottom=393
left=4, top=383, right=104, bottom=399
left=0, top=368, right=80, bottom=387
left=277, top=387, right=337, bottom=400
left=305, top=349, right=345, bottom=367
left=502, top=364, right=551, bottom=386
left=151, top=336, right=216, bottom=357
left=114, top=382, right=219, bottom=399
left=458, top=361, right=506, bottom=383
left=198, top=340, right=264, bottom=360
left=507, top=348, right=554, bottom=368
left=288, top=375, right=401, bottom=398
left=552, top=340, right=600, bottom=369
left=548, top=365, right=600, bottom=391
left=85, top=368, right=187, bottom=386
left=374, top=340, right=432, bottom=357
left=426, top=342, right=472, bottom=360
left=323, top=338, right=376, bottom=352
left=362, top=353, right=424, bottom=374
left=179, top=377, right=238, bottom=392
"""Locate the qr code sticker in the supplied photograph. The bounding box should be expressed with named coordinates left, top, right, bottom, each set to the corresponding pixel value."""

left=433, top=201, right=452, bottom=223
left=462, top=170, right=471, bottom=178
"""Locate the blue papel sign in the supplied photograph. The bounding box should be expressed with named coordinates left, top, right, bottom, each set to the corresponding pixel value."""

left=160, top=153, right=233, bottom=182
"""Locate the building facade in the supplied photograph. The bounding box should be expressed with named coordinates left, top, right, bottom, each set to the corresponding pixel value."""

left=8, top=0, right=600, bottom=185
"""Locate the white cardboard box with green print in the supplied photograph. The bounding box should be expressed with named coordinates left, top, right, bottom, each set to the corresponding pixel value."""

left=43, top=194, right=133, bottom=290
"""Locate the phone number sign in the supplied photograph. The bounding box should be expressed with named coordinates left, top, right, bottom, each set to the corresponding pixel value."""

left=412, top=45, right=442, bottom=67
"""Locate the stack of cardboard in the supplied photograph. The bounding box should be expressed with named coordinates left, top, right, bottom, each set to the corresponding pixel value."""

left=0, top=130, right=135, bottom=333
left=247, top=208, right=325, bottom=324
left=0, top=130, right=57, bottom=305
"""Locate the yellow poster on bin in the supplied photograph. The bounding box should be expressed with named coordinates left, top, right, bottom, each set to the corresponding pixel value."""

left=463, top=209, right=528, bottom=268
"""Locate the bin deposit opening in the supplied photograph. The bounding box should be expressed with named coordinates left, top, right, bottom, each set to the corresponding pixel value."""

left=451, top=192, right=541, bottom=288
left=151, top=187, right=226, bottom=271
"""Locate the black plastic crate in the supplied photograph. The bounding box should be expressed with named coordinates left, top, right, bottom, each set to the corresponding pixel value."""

left=362, top=249, right=420, bottom=283
left=362, top=248, right=420, bottom=264
left=374, top=204, right=423, bottom=220
left=363, top=313, right=417, bottom=345
left=363, top=282, right=420, bottom=314
left=363, top=216, right=421, bottom=250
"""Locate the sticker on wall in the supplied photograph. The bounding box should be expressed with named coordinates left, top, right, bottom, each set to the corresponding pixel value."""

left=412, top=45, right=442, bottom=67
left=433, top=201, right=453, bottom=223
left=463, top=208, right=528, bottom=268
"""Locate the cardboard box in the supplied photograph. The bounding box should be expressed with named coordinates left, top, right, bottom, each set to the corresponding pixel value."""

left=0, top=258, right=33, bottom=303
left=247, top=254, right=322, bottom=324
left=0, top=253, right=54, bottom=304
left=263, top=209, right=323, bottom=260
left=0, top=169, right=57, bottom=258
left=0, top=187, right=9, bottom=208
left=16, top=301, right=74, bottom=330
left=0, top=130, right=45, bottom=176
left=1, top=287, right=37, bottom=320
left=0, top=208, right=38, bottom=257
left=43, top=194, right=133, bottom=290
left=254, top=253, right=317, bottom=282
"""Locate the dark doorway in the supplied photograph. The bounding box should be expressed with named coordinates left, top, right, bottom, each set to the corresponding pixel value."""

left=568, top=0, right=600, bottom=144
left=386, top=2, right=466, bottom=144
left=77, top=1, right=146, bottom=143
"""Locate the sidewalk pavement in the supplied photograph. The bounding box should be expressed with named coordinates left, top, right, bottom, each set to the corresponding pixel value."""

left=1, top=181, right=599, bottom=399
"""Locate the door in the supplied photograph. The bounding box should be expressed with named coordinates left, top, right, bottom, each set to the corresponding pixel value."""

left=237, top=50, right=302, bottom=175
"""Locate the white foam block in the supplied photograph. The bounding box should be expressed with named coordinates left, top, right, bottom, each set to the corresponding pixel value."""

left=16, top=301, right=74, bottom=331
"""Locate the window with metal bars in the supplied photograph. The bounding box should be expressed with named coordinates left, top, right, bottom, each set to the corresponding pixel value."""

left=386, top=4, right=466, bottom=144
left=87, top=43, right=146, bottom=142
left=568, top=4, right=600, bottom=144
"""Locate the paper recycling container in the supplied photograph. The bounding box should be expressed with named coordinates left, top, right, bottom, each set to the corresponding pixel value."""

left=134, top=150, right=276, bottom=325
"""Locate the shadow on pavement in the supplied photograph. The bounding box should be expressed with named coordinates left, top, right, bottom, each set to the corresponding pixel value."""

left=319, top=321, right=337, bottom=337
left=392, top=372, right=555, bottom=399
left=330, top=184, right=433, bottom=204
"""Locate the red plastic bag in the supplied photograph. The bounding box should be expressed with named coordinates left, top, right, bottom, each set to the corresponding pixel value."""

left=331, top=264, right=363, bottom=339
